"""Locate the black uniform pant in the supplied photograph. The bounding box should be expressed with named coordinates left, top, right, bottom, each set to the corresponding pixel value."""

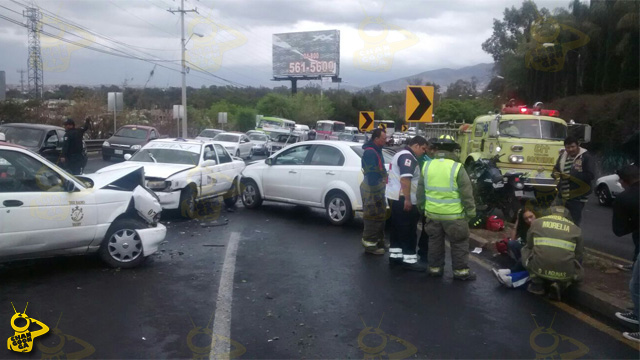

left=389, top=197, right=420, bottom=260
left=65, top=154, right=84, bottom=175
left=557, top=196, right=585, bottom=226
left=417, top=214, right=429, bottom=261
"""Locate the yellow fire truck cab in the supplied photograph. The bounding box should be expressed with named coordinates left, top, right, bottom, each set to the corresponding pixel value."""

left=455, top=105, right=591, bottom=194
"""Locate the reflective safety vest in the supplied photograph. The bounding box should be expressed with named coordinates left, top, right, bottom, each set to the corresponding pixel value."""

left=422, top=158, right=463, bottom=220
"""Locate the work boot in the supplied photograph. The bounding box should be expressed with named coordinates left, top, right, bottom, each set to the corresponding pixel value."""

left=402, top=261, right=427, bottom=272
left=527, top=282, right=545, bottom=295
left=453, top=270, right=477, bottom=281
left=428, top=267, right=444, bottom=277
left=365, top=247, right=385, bottom=255
left=548, top=282, right=562, bottom=301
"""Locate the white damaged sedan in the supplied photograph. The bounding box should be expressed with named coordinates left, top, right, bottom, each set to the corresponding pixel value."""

left=0, top=142, right=166, bottom=268
left=98, top=138, right=246, bottom=219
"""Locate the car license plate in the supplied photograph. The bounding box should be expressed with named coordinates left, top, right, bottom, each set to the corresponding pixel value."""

left=515, top=190, right=524, bottom=197
left=524, top=191, right=535, bottom=198
left=115, top=149, right=123, bottom=155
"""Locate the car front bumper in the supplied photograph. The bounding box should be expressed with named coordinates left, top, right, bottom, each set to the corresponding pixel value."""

left=154, top=190, right=182, bottom=210
left=103, top=146, right=137, bottom=157
left=136, top=223, right=167, bottom=256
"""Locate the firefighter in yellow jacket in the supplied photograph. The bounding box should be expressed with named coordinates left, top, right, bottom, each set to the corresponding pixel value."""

left=417, top=138, right=477, bottom=280
left=522, top=206, right=583, bottom=301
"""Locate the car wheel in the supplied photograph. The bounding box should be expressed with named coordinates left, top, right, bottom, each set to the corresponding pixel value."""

left=235, top=150, right=240, bottom=158
left=224, top=178, right=239, bottom=207
left=102, top=154, right=110, bottom=161
left=596, top=184, right=612, bottom=206
left=180, top=185, right=197, bottom=219
left=325, top=191, right=353, bottom=226
left=247, top=149, right=253, bottom=160
left=241, top=178, right=262, bottom=209
left=99, top=219, right=146, bottom=268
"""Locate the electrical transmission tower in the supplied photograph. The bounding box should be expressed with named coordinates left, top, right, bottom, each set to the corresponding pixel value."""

left=24, top=7, right=43, bottom=99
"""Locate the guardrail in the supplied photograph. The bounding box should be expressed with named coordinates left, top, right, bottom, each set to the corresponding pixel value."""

left=85, top=139, right=105, bottom=153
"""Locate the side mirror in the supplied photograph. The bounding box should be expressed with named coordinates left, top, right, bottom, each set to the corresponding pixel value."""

left=265, top=158, right=273, bottom=166
left=202, top=159, right=218, bottom=167
left=488, top=119, right=499, bottom=137
left=124, top=153, right=132, bottom=161
left=0, top=133, right=5, bottom=141
left=63, top=179, right=76, bottom=192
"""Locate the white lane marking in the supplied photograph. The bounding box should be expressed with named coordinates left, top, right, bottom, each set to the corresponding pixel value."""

left=210, top=232, right=240, bottom=359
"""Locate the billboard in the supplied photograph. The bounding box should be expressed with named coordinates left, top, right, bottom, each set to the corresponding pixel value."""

left=272, top=30, right=340, bottom=78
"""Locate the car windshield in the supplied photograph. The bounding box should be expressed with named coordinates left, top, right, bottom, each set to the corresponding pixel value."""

left=213, top=134, right=240, bottom=142
left=115, top=127, right=148, bottom=139
left=199, top=130, right=222, bottom=138
left=499, top=119, right=567, bottom=140
left=259, top=119, right=286, bottom=128
left=129, top=148, right=200, bottom=165
left=275, top=134, right=299, bottom=143
left=333, top=123, right=345, bottom=132
left=249, top=134, right=268, bottom=141
left=350, top=146, right=394, bottom=164
left=0, top=127, right=44, bottom=147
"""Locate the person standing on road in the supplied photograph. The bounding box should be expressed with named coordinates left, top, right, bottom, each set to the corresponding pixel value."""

left=307, top=128, right=316, bottom=140
left=416, top=141, right=435, bottom=265
left=418, top=138, right=477, bottom=280
left=552, top=136, right=595, bottom=226
left=522, top=206, right=583, bottom=301
left=360, top=128, right=388, bottom=255
left=61, top=117, right=91, bottom=175
left=611, top=165, right=639, bottom=342
left=386, top=136, right=428, bottom=271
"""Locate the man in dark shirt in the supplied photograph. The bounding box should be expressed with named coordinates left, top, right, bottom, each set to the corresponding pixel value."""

left=360, top=128, right=388, bottom=255
left=61, top=118, right=91, bottom=175
left=612, top=165, right=639, bottom=342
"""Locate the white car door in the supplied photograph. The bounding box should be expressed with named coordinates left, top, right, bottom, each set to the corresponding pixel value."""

left=0, top=149, right=98, bottom=259
left=198, top=144, right=222, bottom=198
left=298, top=145, right=346, bottom=205
left=212, top=144, right=235, bottom=194
left=240, top=135, right=252, bottom=157
left=262, top=144, right=311, bottom=201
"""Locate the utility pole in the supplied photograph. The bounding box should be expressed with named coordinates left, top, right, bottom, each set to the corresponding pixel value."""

left=24, top=7, right=43, bottom=99
left=16, top=69, right=25, bottom=94
left=168, top=1, right=198, bottom=138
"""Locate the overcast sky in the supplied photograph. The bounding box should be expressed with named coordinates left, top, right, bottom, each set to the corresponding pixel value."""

left=0, top=0, right=580, bottom=89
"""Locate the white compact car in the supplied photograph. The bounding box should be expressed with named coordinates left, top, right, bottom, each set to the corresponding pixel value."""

left=212, top=132, right=254, bottom=160
left=240, top=140, right=393, bottom=225
left=595, top=174, right=624, bottom=206
left=98, top=138, right=245, bottom=218
left=0, top=142, right=166, bottom=268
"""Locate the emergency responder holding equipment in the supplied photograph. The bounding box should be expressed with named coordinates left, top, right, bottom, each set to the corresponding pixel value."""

left=418, top=137, right=477, bottom=280
left=360, top=128, right=388, bottom=255
left=522, top=206, right=583, bottom=301
left=61, top=117, right=91, bottom=175
left=386, top=136, right=428, bottom=270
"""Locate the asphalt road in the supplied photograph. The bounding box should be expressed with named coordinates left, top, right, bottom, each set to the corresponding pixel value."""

left=84, top=155, right=635, bottom=263
left=0, top=156, right=637, bottom=359
left=1, top=200, right=638, bottom=359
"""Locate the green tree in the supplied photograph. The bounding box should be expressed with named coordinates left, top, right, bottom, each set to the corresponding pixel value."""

left=256, top=93, right=293, bottom=118
left=234, top=107, right=257, bottom=132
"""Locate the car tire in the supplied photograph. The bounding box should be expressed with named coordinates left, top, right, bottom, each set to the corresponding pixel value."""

left=180, top=185, right=197, bottom=219
left=241, top=178, right=262, bottom=209
left=235, top=150, right=240, bottom=158
left=99, top=218, right=146, bottom=268
left=596, top=184, right=612, bottom=206
left=224, top=178, right=239, bottom=207
left=102, top=154, right=111, bottom=161
left=246, top=149, right=253, bottom=160
left=325, top=191, right=353, bottom=226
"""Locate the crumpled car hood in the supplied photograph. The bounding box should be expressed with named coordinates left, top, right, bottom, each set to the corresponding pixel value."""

left=97, top=162, right=195, bottom=180
left=81, top=166, right=145, bottom=190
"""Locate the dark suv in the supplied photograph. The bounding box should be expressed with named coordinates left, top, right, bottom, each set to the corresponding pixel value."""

left=0, top=123, right=69, bottom=164
left=102, top=125, right=159, bottom=161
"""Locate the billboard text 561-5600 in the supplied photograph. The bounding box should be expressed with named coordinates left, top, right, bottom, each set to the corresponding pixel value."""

left=272, top=30, right=340, bottom=78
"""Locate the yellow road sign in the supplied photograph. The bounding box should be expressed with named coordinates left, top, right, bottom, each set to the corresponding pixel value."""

left=402, top=124, right=408, bottom=132
left=405, top=86, right=434, bottom=123
left=359, top=111, right=374, bottom=132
